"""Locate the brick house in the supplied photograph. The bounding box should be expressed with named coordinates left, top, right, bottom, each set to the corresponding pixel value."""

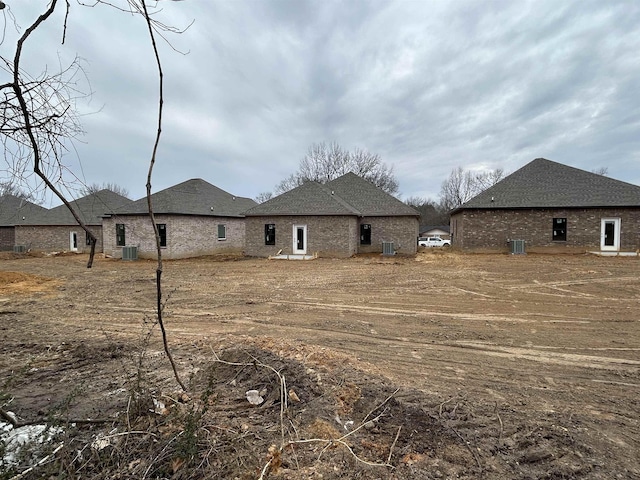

left=244, top=173, right=419, bottom=258
left=102, top=179, right=256, bottom=260
left=14, top=190, right=130, bottom=253
left=0, top=195, right=48, bottom=251
left=450, top=158, right=640, bottom=253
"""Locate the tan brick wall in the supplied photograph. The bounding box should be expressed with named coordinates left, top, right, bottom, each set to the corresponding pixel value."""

left=245, top=215, right=418, bottom=257
left=15, top=225, right=102, bottom=253
left=451, top=208, right=640, bottom=253
left=102, top=214, right=245, bottom=259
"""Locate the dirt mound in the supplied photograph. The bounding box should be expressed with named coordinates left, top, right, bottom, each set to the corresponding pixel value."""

left=1, top=343, right=609, bottom=479
left=0, top=271, right=58, bottom=296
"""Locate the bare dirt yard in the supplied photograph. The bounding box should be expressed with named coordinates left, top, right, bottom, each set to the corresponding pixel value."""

left=0, top=250, right=638, bottom=479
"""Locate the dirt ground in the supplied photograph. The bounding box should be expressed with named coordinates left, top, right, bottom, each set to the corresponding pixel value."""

left=0, top=250, right=638, bottom=479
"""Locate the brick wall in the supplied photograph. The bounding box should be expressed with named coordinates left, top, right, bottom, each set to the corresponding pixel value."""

left=15, top=225, right=103, bottom=253
left=245, top=215, right=419, bottom=257
left=358, top=216, right=419, bottom=255
left=102, top=214, right=245, bottom=259
left=0, top=226, right=15, bottom=251
left=451, top=208, right=640, bottom=253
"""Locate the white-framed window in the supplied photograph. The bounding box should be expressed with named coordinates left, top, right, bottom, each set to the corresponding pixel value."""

left=217, top=224, right=226, bottom=241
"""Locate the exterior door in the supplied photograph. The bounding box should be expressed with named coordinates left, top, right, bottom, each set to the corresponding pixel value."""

left=293, top=225, right=307, bottom=254
left=70, top=231, right=78, bottom=252
left=600, top=218, right=620, bottom=251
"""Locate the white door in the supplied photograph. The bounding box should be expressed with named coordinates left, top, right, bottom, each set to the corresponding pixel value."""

left=600, top=218, right=620, bottom=251
left=70, top=231, right=78, bottom=252
left=293, top=225, right=307, bottom=254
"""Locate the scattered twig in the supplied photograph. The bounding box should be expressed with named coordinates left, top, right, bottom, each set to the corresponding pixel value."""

left=210, top=347, right=397, bottom=476
left=438, top=396, right=453, bottom=416
left=363, top=387, right=399, bottom=423
left=9, top=442, right=64, bottom=480
left=0, top=407, right=113, bottom=428
left=449, top=424, right=483, bottom=472
left=494, top=401, right=504, bottom=443
left=387, top=425, right=402, bottom=464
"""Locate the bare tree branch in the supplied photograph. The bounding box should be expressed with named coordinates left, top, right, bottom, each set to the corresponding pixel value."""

left=5, top=0, right=98, bottom=267
left=140, top=0, right=186, bottom=392
left=275, top=141, right=398, bottom=195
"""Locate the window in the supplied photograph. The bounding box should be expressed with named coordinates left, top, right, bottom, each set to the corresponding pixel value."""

left=116, top=223, right=126, bottom=246
left=552, top=218, right=567, bottom=241
left=265, top=224, right=275, bottom=245
left=360, top=224, right=371, bottom=245
left=217, top=224, right=226, bottom=241
left=158, top=224, right=167, bottom=247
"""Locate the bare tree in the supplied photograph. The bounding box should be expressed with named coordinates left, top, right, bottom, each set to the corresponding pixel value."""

left=0, top=180, right=37, bottom=202
left=0, top=0, right=100, bottom=266
left=1, top=0, right=187, bottom=389
left=592, top=167, right=608, bottom=176
left=81, top=182, right=131, bottom=198
left=405, top=196, right=449, bottom=226
left=439, top=166, right=506, bottom=211
left=274, top=141, right=398, bottom=195
left=255, top=191, right=272, bottom=203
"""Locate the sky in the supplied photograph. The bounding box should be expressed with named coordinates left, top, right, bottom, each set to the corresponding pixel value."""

left=2, top=0, right=640, bottom=206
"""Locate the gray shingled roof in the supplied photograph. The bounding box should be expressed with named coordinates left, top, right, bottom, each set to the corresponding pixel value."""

left=20, top=190, right=131, bottom=226
left=454, top=158, right=640, bottom=212
left=244, top=172, right=419, bottom=217
left=113, top=178, right=257, bottom=217
left=0, top=195, right=48, bottom=226
left=326, top=173, right=419, bottom=216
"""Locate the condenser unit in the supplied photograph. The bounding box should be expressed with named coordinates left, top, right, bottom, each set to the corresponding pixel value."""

left=509, top=239, right=526, bottom=255
left=382, top=241, right=395, bottom=256
left=13, top=245, right=27, bottom=254
left=122, top=245, right=138, bottom=261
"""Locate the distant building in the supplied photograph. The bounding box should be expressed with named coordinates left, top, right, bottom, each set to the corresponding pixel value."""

left=0, top=195, right=48, bottom=251
left=450, top=158, right=640, bottom=253
left=243, top=173, right=420, bottom=257
left=102, top=179, right=256, bottom=259
left=14, top=190, right=130, bottom=253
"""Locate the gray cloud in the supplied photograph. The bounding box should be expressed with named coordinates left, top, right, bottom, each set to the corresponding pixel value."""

left=4, top=0, right=640, bottom=204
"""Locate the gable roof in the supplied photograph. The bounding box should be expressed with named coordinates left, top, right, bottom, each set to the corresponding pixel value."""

left=244, top=172, right=419, bottom=217
left=0, top=195, right=48, bottom=226
left=112, top=178, right=256, bottom=217
left=453, top=158, right=640, bottom=212
left=20, top=190, right=131, bottom=226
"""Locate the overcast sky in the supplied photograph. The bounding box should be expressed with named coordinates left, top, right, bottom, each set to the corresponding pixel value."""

left=3, top=0, right=640, bottom=205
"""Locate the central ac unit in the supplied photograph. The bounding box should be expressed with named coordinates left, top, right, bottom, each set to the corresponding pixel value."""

left=509, top=239, right=526, bottom=255
left=382, top=241, right=395, bottom=256
left=122, top=245, right=138, bottom=261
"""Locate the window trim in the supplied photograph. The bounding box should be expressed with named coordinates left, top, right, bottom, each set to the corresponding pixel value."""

left=158, top=223, right=167, bottom=248
left=217, top=224, right=227, bottom=241
left=360, top=223, right=372, bottom=245
left=116, top=223, right=126, bottom=247
left=552, top=217, right=567, bottom=242
left=265, top=223, right=276, bottom=245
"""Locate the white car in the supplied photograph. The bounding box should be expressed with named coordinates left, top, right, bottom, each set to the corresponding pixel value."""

left=418, top=236, right=451, bottom=247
